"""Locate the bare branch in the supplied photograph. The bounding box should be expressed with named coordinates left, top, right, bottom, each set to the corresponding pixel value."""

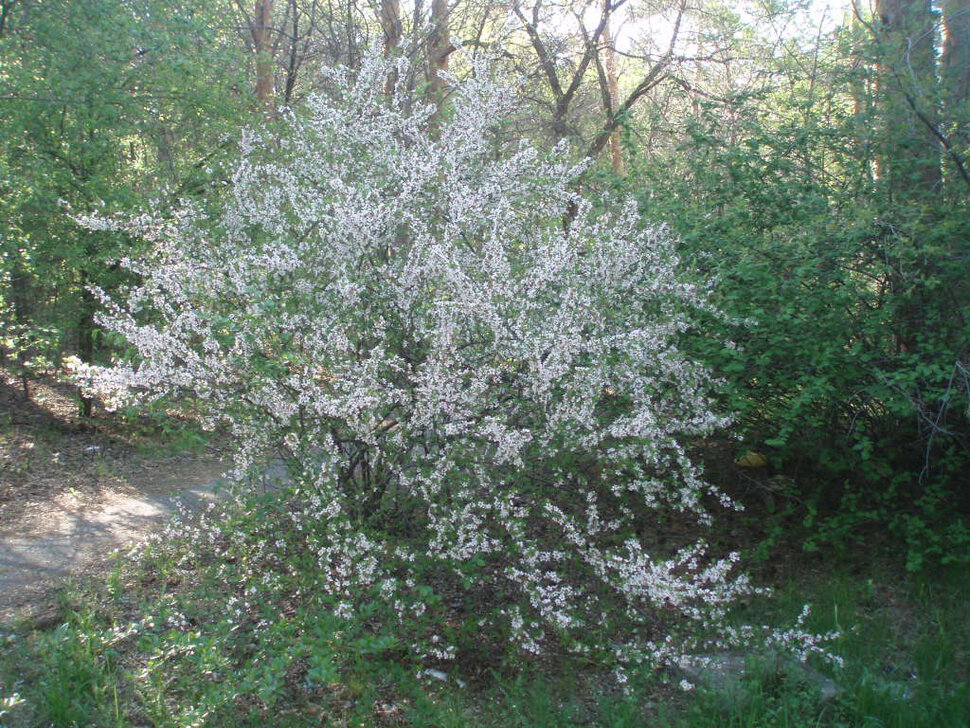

left=512, top=2, right=565, bottom=100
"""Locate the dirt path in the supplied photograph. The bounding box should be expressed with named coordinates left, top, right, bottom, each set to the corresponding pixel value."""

left=0, top=456, right=228, bottom=621
left=0, top=373, right=236, bottom=622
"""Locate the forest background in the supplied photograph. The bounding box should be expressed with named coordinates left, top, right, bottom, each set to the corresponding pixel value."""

left=0, top=0, right=968, bottom=724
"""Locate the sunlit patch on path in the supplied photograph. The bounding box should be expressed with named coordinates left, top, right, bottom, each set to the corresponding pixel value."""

left=0, top=459, right=227, bottom=621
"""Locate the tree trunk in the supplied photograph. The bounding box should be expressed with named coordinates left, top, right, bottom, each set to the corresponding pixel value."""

left=875, top=0, right=941, bottom=195
left=942, top=0, right=970, bottom=153
left=253, top=0, right=275, bottom=109
left=379, top=0, right=401, bottom=101
left=77, top=285, right=96, bottom=417
left=9, top=264, right=30, bottom=400
left=379, top=0, right=401, bottom=54
left=873, top=0, right=947, bottom=356
left=601, top=0, right=623, bottom=175
left=427, top=0, right=450, bottom=105
left=283, top=0, right=300, bottom=105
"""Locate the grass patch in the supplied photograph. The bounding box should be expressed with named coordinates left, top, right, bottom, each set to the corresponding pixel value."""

left=1, top=604, right=126, bottom=728
left=657, top=564, right=970, bottom=727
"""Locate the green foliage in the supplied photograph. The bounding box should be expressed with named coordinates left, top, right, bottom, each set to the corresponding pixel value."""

left=663, top=659, right=836, bottom=728
left=2, top=531, right=966, bottom=727
left=0, top=0, right=249, bottom=383
left=627, top=31, right=970, bottom=567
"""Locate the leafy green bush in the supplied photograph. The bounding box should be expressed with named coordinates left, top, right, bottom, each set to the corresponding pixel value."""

left=631, top=88, right=970, bottom=568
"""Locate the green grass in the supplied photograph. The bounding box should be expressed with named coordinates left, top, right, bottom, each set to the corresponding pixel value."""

left=655, top=564, right=970, bottom=728
left=1, top=606, right=125, bottom=728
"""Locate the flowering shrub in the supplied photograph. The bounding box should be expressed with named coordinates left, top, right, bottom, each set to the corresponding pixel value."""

left=74, top=54, right=810, bottom=673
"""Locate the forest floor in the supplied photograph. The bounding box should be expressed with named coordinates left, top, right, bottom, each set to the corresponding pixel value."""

left=0, top=372, right=226, bottom=622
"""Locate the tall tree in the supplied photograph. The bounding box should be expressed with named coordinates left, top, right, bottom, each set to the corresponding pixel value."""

left=379, top=0, right=402, bottom=54
left=378, top=0, right=402, bottom=100
left=873, top=0, right=942, bottom=193
left=941, top=0, right=970, bottom=163
left=254, top=0, right=277, bottom=107
left=596, top=0, right=623, bottom=173
left=510, top=0, right=685, bottom=164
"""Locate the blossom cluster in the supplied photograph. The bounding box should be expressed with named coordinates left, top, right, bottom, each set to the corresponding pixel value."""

left=76, top=52, right=792, bottom=669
